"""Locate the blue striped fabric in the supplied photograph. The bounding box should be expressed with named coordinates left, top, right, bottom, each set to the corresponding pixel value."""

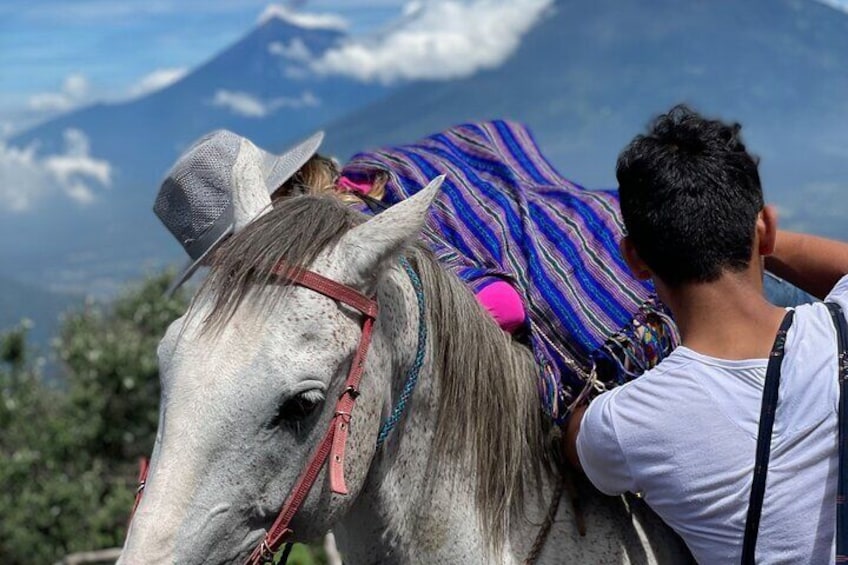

left=342, top=120, right=678, bottom=423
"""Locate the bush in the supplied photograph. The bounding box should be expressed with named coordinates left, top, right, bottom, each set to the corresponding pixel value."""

left=0, top=273, right=327, bottom=564
left=0, top=274, right=184, bottom=563
left=0, top=274, right=325, bottom=565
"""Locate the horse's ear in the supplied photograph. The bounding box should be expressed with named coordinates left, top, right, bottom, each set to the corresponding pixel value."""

left=339, top=175, right=445, bottom=279
left=232, top=139, right=272, bottom=232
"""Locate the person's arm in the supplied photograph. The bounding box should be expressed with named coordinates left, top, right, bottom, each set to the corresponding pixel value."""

left=765, top=230, right=848, bottom=300
left=562, top=393, right=636, bottom=496
left=564, top=403, right=588, bottom=471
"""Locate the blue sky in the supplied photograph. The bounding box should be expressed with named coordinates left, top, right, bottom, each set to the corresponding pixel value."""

left=2, top=0, right=848, bottom=136
left=0, top=0, right=553, bottom=218
left=0, top=1, right=407, bottom=131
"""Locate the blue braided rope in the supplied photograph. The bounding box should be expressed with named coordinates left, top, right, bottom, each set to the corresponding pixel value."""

left=375, top=259, right=427, bottom=448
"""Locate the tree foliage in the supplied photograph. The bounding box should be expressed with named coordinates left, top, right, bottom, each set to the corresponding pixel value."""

left=0, top=273, right=187, bottom=564
left=0, top=273, right=327, bottom=564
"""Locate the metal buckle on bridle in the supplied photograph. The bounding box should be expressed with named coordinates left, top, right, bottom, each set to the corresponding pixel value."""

left=339, top=385, right=360, bottom=400
left=334, top=410, right=352, bottom=423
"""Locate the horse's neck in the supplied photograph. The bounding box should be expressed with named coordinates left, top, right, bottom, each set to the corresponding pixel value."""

left=338, top=368, right=491, bottom=563
left=334, top=265, right=492, bottom=563
left=337, top=355, right=556, bottom=565
left=336, top=265, right=692, bottom=564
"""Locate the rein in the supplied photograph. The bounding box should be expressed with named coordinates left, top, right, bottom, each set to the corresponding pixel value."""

left=376, top=261, right=427, bottom=447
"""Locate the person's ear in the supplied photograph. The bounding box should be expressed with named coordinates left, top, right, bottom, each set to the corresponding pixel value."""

left=620, top=236, right=652, bottom=280
left=757, top=205, right=778, bottom=256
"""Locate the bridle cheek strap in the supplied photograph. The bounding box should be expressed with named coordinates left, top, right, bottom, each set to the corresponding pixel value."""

left=130, top=456, right=149, bottom=522
left=269, top=265, right=378, bottom=496
left=245, top=264, right=378, bottom=565
left=328, top=315, right=373, bottom=495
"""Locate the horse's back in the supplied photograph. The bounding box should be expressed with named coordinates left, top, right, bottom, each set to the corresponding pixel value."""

left=515, top=474, right=693, bottom=564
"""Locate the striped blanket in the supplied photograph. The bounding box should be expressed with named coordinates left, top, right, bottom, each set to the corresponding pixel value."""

left=342, top=120, right=678, bottom=423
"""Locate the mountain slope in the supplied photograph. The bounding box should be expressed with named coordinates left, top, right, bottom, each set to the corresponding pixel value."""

left=5, top=0, right=848, bottom=298
left=320, top=0, right=848, bottom=236
left=12, top=15, right=387, bottom=178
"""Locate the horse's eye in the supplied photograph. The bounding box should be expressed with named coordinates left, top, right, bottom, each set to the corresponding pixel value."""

left=271, top=392, right=323, bottom=428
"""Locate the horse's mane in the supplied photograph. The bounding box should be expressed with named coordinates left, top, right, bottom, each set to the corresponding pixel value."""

left=407, top=243, right=551, bottom=551
left=197, top=195, right=361, bottom=332
left=197, top=195, right=552, bottom=553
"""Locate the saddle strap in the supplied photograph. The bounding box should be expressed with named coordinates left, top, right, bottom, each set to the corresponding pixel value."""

left=741, top=309, right=795, bottom=565
left=825, top=302, right=848, bottom=562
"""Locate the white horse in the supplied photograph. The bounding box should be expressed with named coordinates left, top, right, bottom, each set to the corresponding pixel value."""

left=119, top=168, right=690, bottom=563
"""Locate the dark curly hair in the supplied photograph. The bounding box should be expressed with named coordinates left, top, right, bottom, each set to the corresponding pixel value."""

left=616, top=104, right=764, bottom=287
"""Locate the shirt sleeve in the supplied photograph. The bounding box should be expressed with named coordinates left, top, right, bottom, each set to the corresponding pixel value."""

left=825, top=274, right=848, bottom=311
left=576, top=389, right=638, bottom=496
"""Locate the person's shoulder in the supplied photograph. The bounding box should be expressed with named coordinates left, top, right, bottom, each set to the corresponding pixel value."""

left=789, top=274, right=848, bottom=330
left=583, top=348, right=714, bottom=446
left=611, top=348, right=696, bottom=399
left=825, top=274, right=848, bottom=305
left=577, top=352, right=695, bottom=495
left=581, top=351, right=693, bottom=438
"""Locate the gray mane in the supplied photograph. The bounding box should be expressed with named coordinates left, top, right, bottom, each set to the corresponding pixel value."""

left=407, top=244, right=550, bottom=551
left=197, top=194, right=362, bottom=332
left=198, top=194, right=551, bottom=552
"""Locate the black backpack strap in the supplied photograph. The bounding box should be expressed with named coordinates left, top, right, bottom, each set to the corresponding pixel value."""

left=825, top=301, right=848, bottom=562
left=741, top=309, right=796, bottom=565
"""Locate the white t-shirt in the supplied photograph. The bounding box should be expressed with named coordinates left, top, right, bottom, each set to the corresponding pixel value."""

left=577, top=275, right=848, bottom=564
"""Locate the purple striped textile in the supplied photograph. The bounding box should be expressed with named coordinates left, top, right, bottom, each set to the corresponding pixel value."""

left=342, top=120, right=677, bottom=423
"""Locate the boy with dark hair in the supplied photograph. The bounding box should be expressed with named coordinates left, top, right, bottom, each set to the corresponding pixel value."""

left=566, top=105, right=848, bottom=562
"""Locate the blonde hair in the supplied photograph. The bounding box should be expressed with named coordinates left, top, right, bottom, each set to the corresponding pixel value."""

left=273, top=154, right=390, bottom=203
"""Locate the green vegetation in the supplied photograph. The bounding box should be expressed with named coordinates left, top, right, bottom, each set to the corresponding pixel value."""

left=0, top=273, right=324, bottom=564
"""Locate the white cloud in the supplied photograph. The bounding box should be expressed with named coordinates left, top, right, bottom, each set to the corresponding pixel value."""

left=258, top=4, right=348, bottom=30
left=43, top=130, right=111, bottom=186
left=817, top=0, right=848, bottom=14
left=0, top=129, right=112, bottom=211
left=128, top=67, right=188, bottom=98
left=210, top=90, right=320, bottom=118
left=402, top=1, right=423, bottom=16
left=63, top=74, right=89, bottom=98
left=283, top=91, right=320, bottom=109
left=268, top=38, right=313, bottom=62
left=312, top=0, right=553, bottom=83
left=211, top=90, right=268, bottom=117
left=28, top=73, right=91, bottom=112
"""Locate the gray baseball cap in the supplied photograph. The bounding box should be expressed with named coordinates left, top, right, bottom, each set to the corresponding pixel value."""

left=154, top=129, right=324, bottom=295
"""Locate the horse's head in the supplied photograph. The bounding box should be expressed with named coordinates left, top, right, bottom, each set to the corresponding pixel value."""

left=119, top=176, right=443, bottom=564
